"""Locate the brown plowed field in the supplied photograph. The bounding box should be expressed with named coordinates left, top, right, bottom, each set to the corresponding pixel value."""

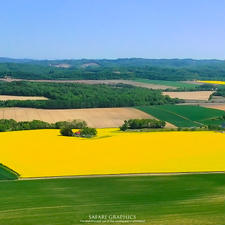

left=0, top=107, right=175, bottom=128
left=200, top=104, right=225, bottom=111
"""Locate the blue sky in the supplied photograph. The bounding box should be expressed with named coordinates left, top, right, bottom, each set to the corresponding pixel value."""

left=1, top=0, right=225, bottom=59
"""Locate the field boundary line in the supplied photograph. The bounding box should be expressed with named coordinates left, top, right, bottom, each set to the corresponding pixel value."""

left=19, top=171, right=225, bottom=181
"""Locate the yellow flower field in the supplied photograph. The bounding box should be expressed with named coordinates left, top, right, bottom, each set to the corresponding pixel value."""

left=0, top=128, right=225, bottom=178
left=198, top=80, right=225, bottom=85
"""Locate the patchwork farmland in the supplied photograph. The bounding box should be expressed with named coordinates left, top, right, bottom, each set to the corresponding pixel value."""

left=1, top=61, right=225, bottom=225
left=137, top=105, right=225, bottom=127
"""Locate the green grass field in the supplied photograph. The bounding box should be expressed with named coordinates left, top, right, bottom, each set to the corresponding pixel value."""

left=137, top=105, right=225, bottom=127
left=132, top=78, right=198, bottom=88
left=0, top=164, right=19, bottom=180
left=0, top=174, right=224, bottom=225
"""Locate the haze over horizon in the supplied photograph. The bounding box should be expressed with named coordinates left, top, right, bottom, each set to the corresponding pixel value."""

left=1, top=0, right=225, bottom=60
left=1, top=57, right=225, bottom=61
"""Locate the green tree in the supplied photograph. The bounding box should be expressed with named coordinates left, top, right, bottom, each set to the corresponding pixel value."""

left=80, top=127, right=97, bottom=137
left=60, top=126, right=73, bottom=136
left=120, top=119, right=166, bottom=130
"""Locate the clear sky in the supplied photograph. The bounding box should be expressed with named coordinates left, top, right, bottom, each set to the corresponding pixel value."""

left=1, top=0, right=225, bottom=59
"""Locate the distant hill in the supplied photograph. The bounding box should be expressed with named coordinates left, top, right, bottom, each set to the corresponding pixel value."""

left=0, top=57, right=35, bottom=63
left=1, top=57, right=225, bottom=68
left=0, top=57, right=225, bottom=81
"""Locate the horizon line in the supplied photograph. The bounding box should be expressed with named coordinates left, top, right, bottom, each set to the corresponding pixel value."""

left=1, top=56, right=225, bottom=61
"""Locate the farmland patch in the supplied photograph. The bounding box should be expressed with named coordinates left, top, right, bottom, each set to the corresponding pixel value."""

left=197, top=80, right=225, bottom=85
left=0, top=107, right=154, bottom=128
left=137, top=105, right=225, bottom=127
left=133, top=78, right=198, bottom=88
left=0, top=95, right=48, bottom=101
left=0, top=129, right=224, bottom=178
left=201, top=103, right=225, bottom=111
left=0, top=174, right=224, bottom=225
left=0, top=78, right=177, bottom=90
left=162, top=91, right=214, bottom=101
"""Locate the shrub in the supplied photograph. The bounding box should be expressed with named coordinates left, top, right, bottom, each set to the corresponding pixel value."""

left=120, top=119, right=166, bottom=131
left=16, top=120, right=52, bottom=130
left=80, top=127, right=97, bottom=137
left=208, top=124, right=224, bottom=131
left=55, top=121, right=70, bottom=129
left=55, top=120, right=87, bottom=129
left=0, top=124, right=7, bottom=132
left=0, top=119, right=17, bottom=131
left=120, top=120, right=129, bottom=131
left=60, top=126, right=74, bottom=136
left=70, top=120, right=87, bottom=129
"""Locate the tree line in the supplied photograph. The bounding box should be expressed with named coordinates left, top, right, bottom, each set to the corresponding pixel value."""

left=1, top=118, right=223, bottom=134
left=0, top=119, right=87, bottom=132
left=120, top=119, right=166, bottom=131
left=212, top=86, right=225, bottom=97
left=0, top=81, right=181, bottom=109
left=0, top=118, right=97, bottom=138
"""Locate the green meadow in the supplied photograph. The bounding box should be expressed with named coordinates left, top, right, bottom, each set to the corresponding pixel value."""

left=0, top=174, right=224, bottom=225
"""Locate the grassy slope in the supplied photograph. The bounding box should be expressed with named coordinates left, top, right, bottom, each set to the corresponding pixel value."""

left=132, top=78, right=198, bottom=88
left=0, top=174, right=224, bottom=225
left=0, top=163, right=19, bottom=180
left=137, top=105, right=225, bottom=127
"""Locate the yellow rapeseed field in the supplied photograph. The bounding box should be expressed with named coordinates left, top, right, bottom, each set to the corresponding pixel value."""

left=0, top=129, right=224, bottom=178
left=198, top=80, right=225, bottom=85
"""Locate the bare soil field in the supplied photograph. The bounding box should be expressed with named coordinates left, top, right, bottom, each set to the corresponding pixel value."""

left=0, top=78, right=176, bottom=90
left=0, top=107, right=176, bottom=128
left=0, top=95, right=48, bottom=101
left=163, top=91, right=214, bottom=101
left=200, top=103, right=225, bottom=111
left=0, top=107, right=175, bottom=128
